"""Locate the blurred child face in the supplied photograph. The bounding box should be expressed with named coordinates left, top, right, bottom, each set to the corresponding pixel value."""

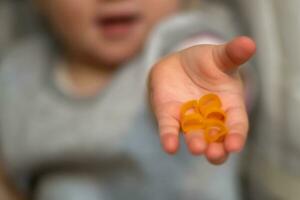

left=38, top=0, right=180, bottom=67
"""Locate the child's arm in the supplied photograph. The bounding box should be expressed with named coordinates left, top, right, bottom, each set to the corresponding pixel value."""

left=0, top=163, right=26, bottom=200
left=148, top=36, right=256, bottom=165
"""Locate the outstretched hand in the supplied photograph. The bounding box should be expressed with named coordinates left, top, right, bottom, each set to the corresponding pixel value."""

left=149, top=36, right=256, bottom=165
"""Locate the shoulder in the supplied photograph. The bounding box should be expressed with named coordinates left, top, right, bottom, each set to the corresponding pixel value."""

left=0, top=35, right=54, bottom=108
left=144, top=4, right=241, bottom=66
left=0, top=35, right=54, bottom=88
left=1, top=35, right=52, bottom=74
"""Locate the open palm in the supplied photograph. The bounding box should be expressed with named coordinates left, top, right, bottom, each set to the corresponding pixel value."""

left=149, top=37, right=256, bottom=165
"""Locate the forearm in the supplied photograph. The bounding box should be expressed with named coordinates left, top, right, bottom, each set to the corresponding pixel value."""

left=0, top=163, right=25, bottom=200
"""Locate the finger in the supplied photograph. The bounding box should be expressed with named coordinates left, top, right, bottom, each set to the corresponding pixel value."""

left=184, top=131, right=207, bottom=155
left=161, top=133, right=179, bottom=155
left=213, top=36, right=256, bottom=74
left=205, top=143, right=228, bottom=165
left=209, top=154, right=229, bottom=165
left=225, top=133, right=245, bottom=153
left=224, top=106, right=249, bottom=153
left=156, top=103, right=181, bottom=154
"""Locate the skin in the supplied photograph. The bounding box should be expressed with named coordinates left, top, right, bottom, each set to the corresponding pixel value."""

left=35, top=0, right=256, bottom=164
left=3, top=2, right=180, bottom=198
left=35, top=0, right=181, bottom=96
left=36, top=0, right=180, bottom=67
left=0, top=162, right=25, bottom=200
left=150, top=37, right=256, bottom=164
left=1, top=1, right=256, bottom=200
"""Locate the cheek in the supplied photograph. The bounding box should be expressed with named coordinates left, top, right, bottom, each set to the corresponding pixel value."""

left=46, top=0, right=96, bottom=47
left=142, top=0, right=180, bottom=25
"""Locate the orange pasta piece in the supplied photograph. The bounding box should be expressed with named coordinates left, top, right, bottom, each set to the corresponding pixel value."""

left=202, top=106, right=226, bottom=122
left=181, top=113, right=204, bottom=133
left=180, top=100, right=199, bottom=119
left=180, top=93, right=228, bottom=142
left=198, top=94, right=222, bottom=113
left=204, top=119, right=228, bottom=143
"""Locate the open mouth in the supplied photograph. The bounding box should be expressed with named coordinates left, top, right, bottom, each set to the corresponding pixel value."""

left=101, top=14, right=139, bottom=26
left=96, top=14, right=141, bottom=39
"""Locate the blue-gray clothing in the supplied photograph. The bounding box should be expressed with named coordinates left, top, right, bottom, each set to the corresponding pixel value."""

left=0, top=10, right=241, bottom=200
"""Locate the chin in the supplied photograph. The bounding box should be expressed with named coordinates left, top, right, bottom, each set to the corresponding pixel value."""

left=95, top=45, right=142, bottom=67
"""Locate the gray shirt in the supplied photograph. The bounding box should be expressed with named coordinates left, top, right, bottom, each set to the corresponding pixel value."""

left=0, top=9, right=241, bottom=200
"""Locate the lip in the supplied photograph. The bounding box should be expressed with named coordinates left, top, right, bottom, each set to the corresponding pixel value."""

left=98, top=2, right=140, bottom=18
left=95, top=3, right=142, bottom=40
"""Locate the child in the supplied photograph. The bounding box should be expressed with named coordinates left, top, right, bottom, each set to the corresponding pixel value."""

left=0, top=0, right=255, bottom=199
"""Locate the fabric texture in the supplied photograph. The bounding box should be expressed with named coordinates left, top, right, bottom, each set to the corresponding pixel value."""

left=0, top=7, right=242, bottom=200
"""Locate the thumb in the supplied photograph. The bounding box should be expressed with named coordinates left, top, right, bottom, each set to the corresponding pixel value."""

left=213, top=36, right=256, bottom=74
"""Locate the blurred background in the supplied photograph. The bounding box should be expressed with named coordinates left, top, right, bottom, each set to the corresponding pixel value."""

left=1, top=0, right=300, bottom=199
